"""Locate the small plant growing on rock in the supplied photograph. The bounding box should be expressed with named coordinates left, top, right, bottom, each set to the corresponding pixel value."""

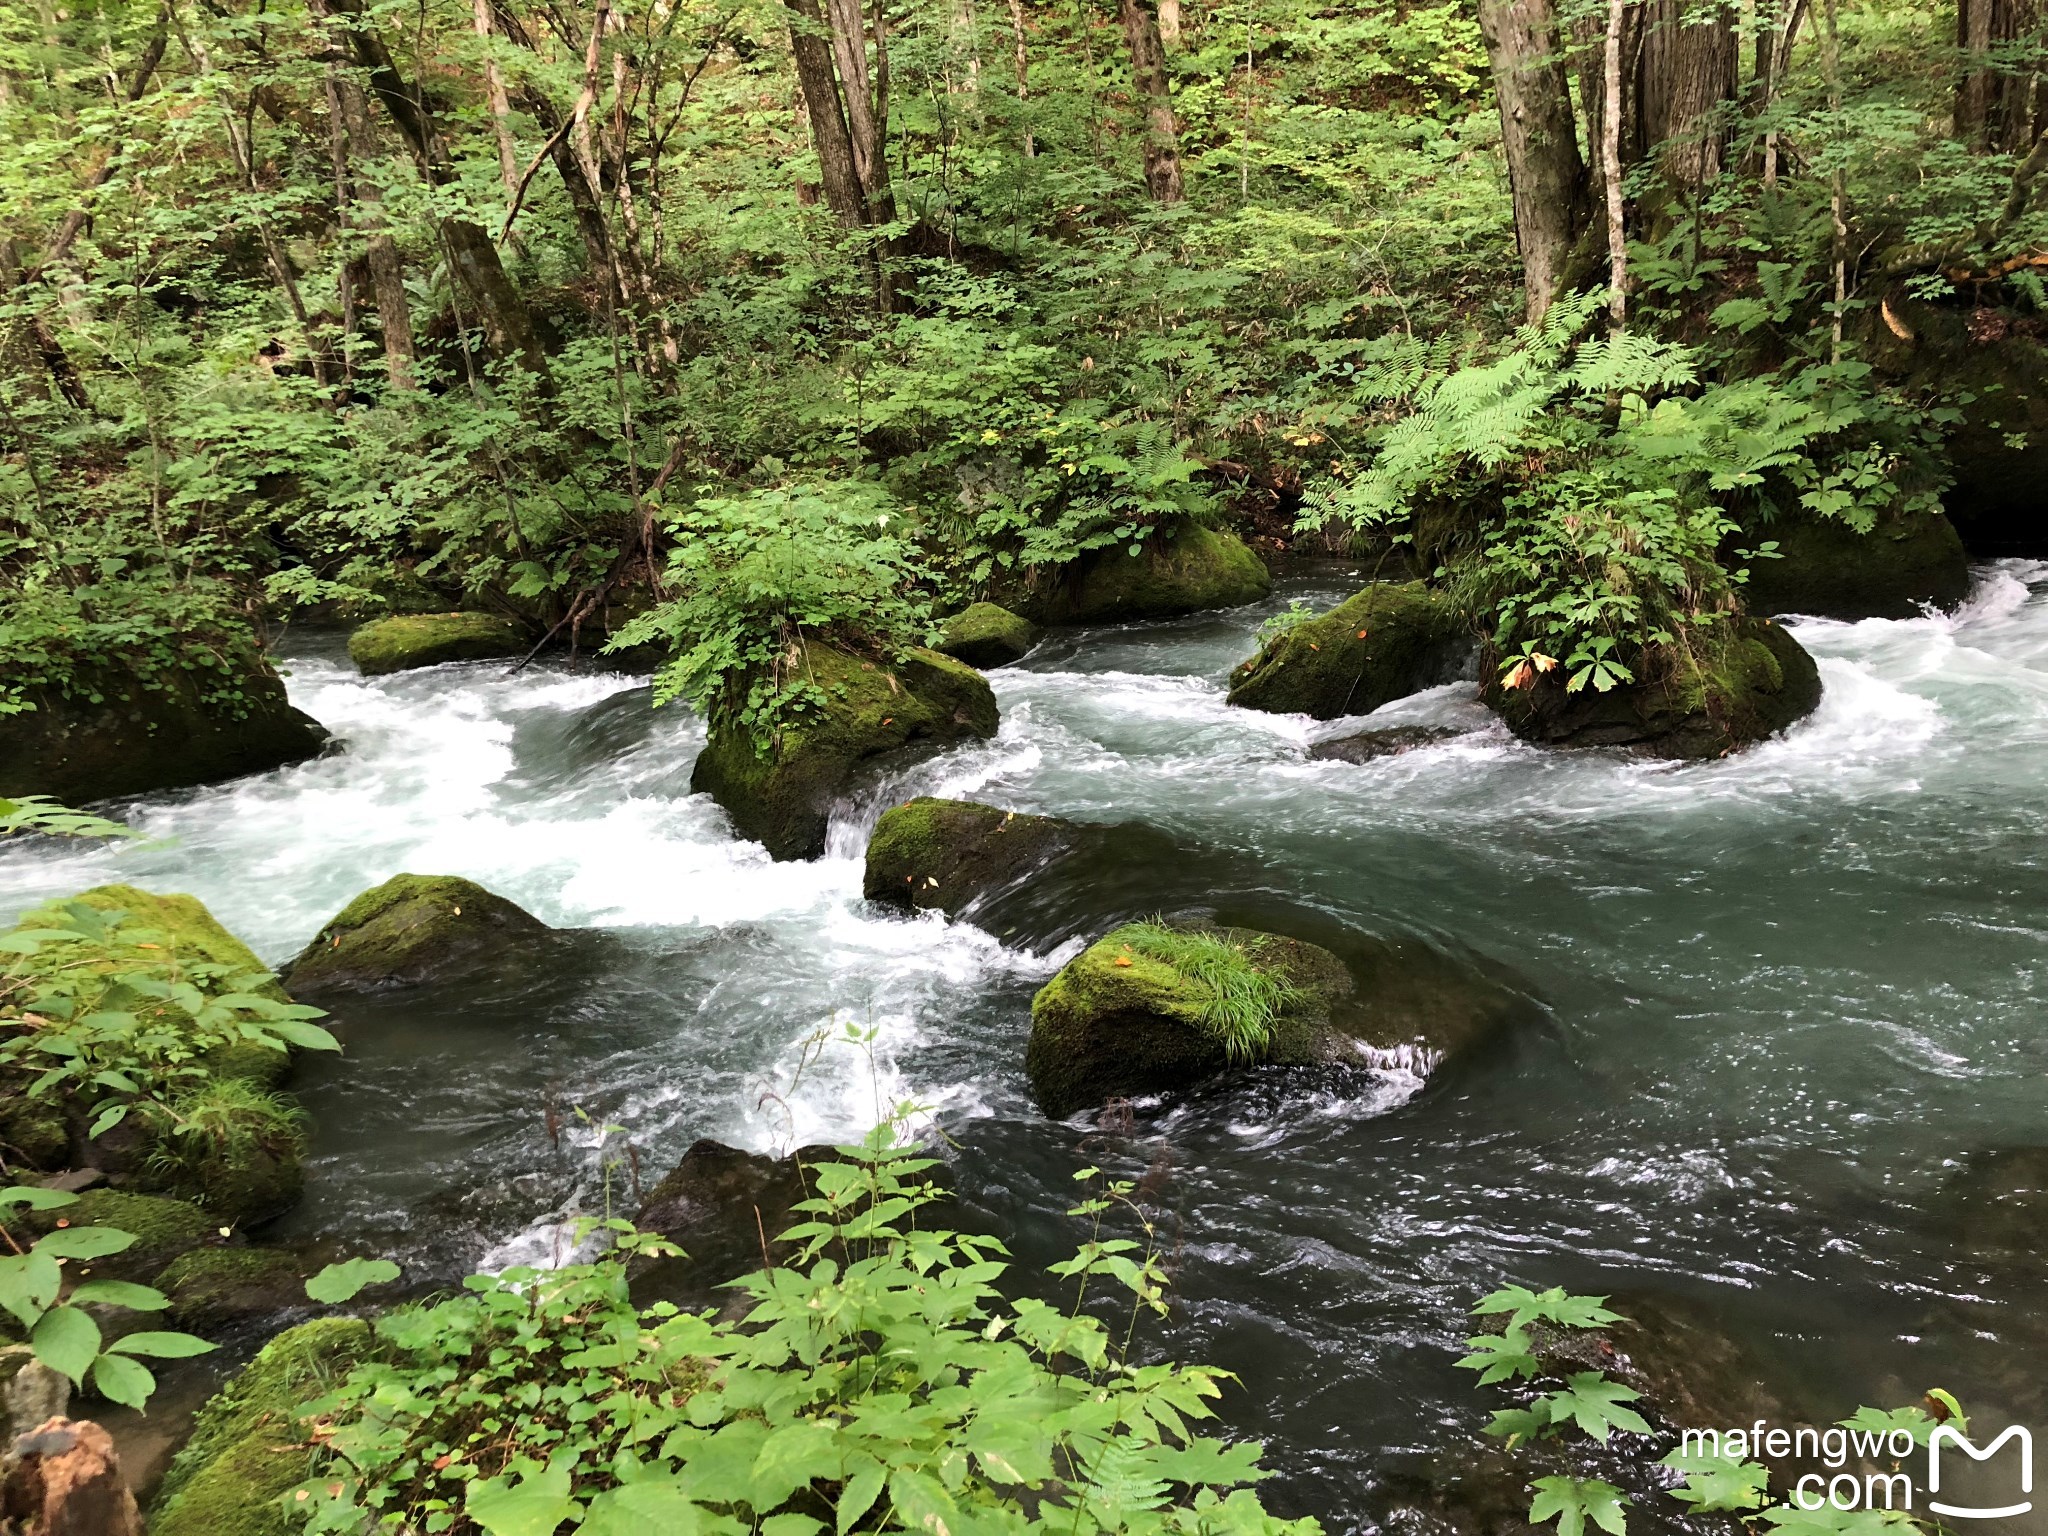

left=1121, top=922, right=1301, bottom=1063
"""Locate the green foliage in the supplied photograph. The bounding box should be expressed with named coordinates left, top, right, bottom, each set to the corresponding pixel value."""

left=0, top=797, right=136, bottom=841
left=1119, top=923, right=1299, bottom=1064
left=304, top=1257, right=402, bottom=1305
left=1528, top=1476, right=1630, bottom=1536
left=1659, top=1447, right=1770, bottom=1513
left=288, top=1119, right=1315, bottom=1535
left=0, top=1184, right=211, bottom=1409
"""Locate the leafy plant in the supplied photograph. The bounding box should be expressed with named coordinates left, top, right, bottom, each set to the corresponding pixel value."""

left=0, top=1184, right=212, bottom=1409
left=0, top=798, right=136, bottom=841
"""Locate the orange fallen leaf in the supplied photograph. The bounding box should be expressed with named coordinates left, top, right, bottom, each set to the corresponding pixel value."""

left=1113, top=956, right=1133, bottom=968
left=1356, top=630, right=1368, bottom=639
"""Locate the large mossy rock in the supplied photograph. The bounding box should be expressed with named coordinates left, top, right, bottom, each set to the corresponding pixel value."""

left=1001, top=521, right=1272, bottom=626
left=1227, top=582, right=1470, bottom=719
left=1025, top=921, right=1508, bottom=1118
left=149, top=1317, right=370, bottom=1536
left=0, top=656, right=325, bottom=805
left=346, top=611, right=528, bottom=676
left=20, top=1190, right=211, bottom=1281
left=863, top=797, right=1085, bottom=918
left=1741, top=508, right=1970, bottom=619
left=154, top=1246, right=307, bottom=1331
left=1483, top=619, right=1822, bottom=759
left=282, top=873, right=551, bottom=995
left=692, top=644, right=999, bottom=862
left=936, top=602, right=1041, bottom=668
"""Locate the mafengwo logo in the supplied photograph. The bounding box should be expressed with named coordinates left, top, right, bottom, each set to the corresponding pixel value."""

left=1678, top=1419, right=2034, bottom=1518
left=1928, top=1424, right=2032, bottom=1521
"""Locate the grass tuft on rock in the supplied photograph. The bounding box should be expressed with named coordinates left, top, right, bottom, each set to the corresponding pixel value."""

left=1118, top=922, right=1299, bottom=1063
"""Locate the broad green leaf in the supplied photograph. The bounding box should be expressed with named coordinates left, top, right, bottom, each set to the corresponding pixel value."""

left=268, top=1020, right=342, bottom=1052
left=31, top=1305, right=101, bottom=1385
left=106, top=1330, right=214, bottom=1358
left=581, top=1480, right=710, bottom=1535
left=305, top=1257, right=400, bottom=1304
left=0, top=1251, right=61, bottom=1329
left=0, top=1187, right=76, bottom=1211
left=90, top=1352, right=155, bottom=1411
left=66, top=1280, right=169, bottom=1311
left=1536, top=1373, right=1652, bottom=1442
left=34, top=1227, right=136, bottom=1260
left=465, top=1468, right=578, bottom=1536
left=836, top=1466, right=885, bottom=1535
left=1660, top=1447, right=1769, bottom=1512
left=1528, top=1476, right=1629, bottom=1536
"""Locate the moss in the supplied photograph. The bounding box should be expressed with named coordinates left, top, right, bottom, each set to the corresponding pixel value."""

left=155, top=1246, right=305, bottom=1331
left=1484, top=618, right=1822, bottom=759
left=1002, top=521, right=1272, bottom=625
left=1227, top=581, right=1470, bottom=720
left=283, top=872, right=551, bottom=994
left=346, top=611, right=528, bottom=676
left=23, top=1189, right=211, bottom=1280
left=0, top=652, right=326, bottom=804
left=863, top=797, right=1080, bottom=917
left=139, top=1081, right=307, bottom=1227
left=1025, top=922, right=1351, bottom=1118
left=1740, top=508, right=1970, bottom=619
left=937, top=602, right=1041, bottom=668
left=31, top=884, right=281, bottom=990
left=692, top=644, right=1001, bottom=861
left=150, top=1317, right=371, bottom=1536
left=203, top=1040, right=294, bottom=1090
left=0, top=1095, right=69, bottom=1169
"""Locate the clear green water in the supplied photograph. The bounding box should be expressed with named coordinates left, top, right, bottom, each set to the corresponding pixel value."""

left=6, top=562, right=2048, bottom=1529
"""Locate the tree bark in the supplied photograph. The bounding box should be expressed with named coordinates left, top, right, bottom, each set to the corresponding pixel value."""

left=1477, top=0, right=1592, bottom=323
left=324, top=60, right=416, bottom=388
left=1118, top=0, right=1183, bottom=202
left=1958, top=0, right=2043, bottom=152
left=786, top=0, right=868, bottom=223
left=1604, top=0, right=1629, bottom=328
left=473, top=0, right=524, bottom=202
left=1006, top=0, right=1034, bottom=154
left=1632, top=0, right=1738, bottom=197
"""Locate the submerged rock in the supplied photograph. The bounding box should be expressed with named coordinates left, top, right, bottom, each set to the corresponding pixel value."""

left=0, top=653, right=325, bottom=805
left=149, top=1317, right=370, bottom=1536
left=937, top=602, right=1041, bottom=668
left=1025, top=920, right=1511, bottom=1118
left=1227, top=582, right=1470, bottom=719
left=1484, top=619, right=1821, bottom=759
left=283, top=873, right=552, bottom=995
left=863, top=797, right=1086, bottom=918
left=692, top=643, right=999, bottom=861
left=347, top=611, right=528, bottom=676
left=631, top=1139, right=833, bottom=1311
left=1002, top=521, right=1272, bottom=625
left=1309, top=725, right=1459, bottom=763
left=1741, top=508, right=1970, bottom=619
left=153, top=1247, right=306, bottom=1332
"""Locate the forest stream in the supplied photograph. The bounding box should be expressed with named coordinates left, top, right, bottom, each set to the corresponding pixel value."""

left=5, top=563, right=2048, bottom=1531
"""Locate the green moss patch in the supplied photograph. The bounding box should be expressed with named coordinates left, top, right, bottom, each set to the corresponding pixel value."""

left=283, top=872, right=551, bottom=994
left=1228, top=581, right=1470, bottom=719
left=937, top=602, right=1041, bottom=667
left=692, top=643, right=1000, bottom=861
left=150, top=1317, right=371, bottom=1536
left=863, top=797, right=1080, bottom=917
left=1003, top=521, right=1272, bottom=625
left=347, top=612, right=528, bottom=676
left=22, top=1189, right=211, bottom=1280
left=1740, top=508, right=1969, bottom=620
left=156, top=1246, right=307, bottom=1331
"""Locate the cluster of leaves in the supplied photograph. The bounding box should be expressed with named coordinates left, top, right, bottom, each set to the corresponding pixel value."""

left=0, top=797, right=136, bottom=842
left=0, top=899, right=338, bottom=1142
left=288, top=1118, right=1315, bottom=1535
left=1456, top=1284, right=1939, bottom=1536
left=0, top=1184, right=213, bottom=1409
left=1118, top=923, right=1300, bottom=1065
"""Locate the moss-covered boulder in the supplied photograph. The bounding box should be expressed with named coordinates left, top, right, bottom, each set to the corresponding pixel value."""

left=937, top=602, right=1041, bottom=668
left=1002, top=521, right=1272, bottom=625
left=154, top=1247, right=306, bottom=1332
left=19, top=1190, right=210, bottom=1281
left=34, top=884, right=278, bottom=985
left=1483, top=618, right=1822, bottom=759
left=1227, top=582, right=1471, bottom=719
left=149, top=1316, right=370, bottom=1536
left=692, top=644, right=1000, bottom=861
left=1740, top=508, right=1970, bottom=619
left=1026, top=920, right=1510, bottom=1118
left=863, top=798, right=1086, bottom=918
left=346, top=611, right=528, bottom=676
left=282, top=873, right=551, bottom=995
left=0, top=655, right=325, bottom=805
left=0, top=1096, right=68, bottom=1170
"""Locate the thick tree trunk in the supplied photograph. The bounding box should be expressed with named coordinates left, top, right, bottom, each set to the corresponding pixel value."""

left=1958, top=0, right=2043, bottom=152
left=311, top=0, right=547, bottom=378
left=825, top=0, right=894, bottom=219
left=1632, top=0, right=1738, bottom=197
left=1477, top=0, right=1592, bottom=323
left=1118, top=0, right=1183, bottom=202
left=786, top=0, right=868, bottom=224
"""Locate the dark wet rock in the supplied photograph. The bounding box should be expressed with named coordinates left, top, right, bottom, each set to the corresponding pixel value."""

left=0, top=1097, right=68, bottom=1172
left=152, top=1247, right=306, bottom=1332
left=1309, top=726, right=1460, bottom=763
left=1483, top=619, right=1822, bottom=759
left=631, top=1139, right=834, bottom=1311
left=0, top=652, right=325, bottom=805
left=999, top=521, right=1272, bottom=626
left=691, top=643, right=999, bottom=862
left=283, top=873, right=552, bottom=995
left=863, top=798, right=1088, bottom=918
left=1025, top=920, right=1517, bottom=1119
left=148, top=1316, right=370, bottom=1536
left=346, top=611, right=528, bottom=676
left=937, top=602, right=1041, bottom=668
left=1942, top=1145, right=2048, bottom=1264
left=1741, top=508, right=1970, bottom=619
left=1228, top=582, right=1471, bottom=720
left=138, top=1129, right=304, bottom=1231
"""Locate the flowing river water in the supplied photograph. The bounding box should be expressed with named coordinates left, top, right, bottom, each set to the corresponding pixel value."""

left=6, top=561, right=2048, bottom=1530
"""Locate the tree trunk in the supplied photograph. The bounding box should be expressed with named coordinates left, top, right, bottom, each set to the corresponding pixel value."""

left=786, top=0, right=868, bottom=223
left=324, top=60, right=417, bottom=387
left=1632, top=0, right=1738, bottom=197
left=1604, top=0, right=1629, bottom=327
left=1477, top=0, right=1592, bottom=323
left=1958, top=0, right=2043, bottom=152
left=1118, top=0, right=1183, bottom=202
left=1158, top=0, right=1180, bottom=46
left=473, top=0, right=523, bottom=201
left=310, top=0, right=547, bottom=378
left=825, top=0, right=894, bottom=219
left=1006, top=0, right=1034, bottom=154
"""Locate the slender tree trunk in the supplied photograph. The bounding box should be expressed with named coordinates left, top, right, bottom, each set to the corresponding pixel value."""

left=1477, top=0, right=1592, bottom=323
left=1158, top=0, right=1180, bottom=46
left=786, top=0, right=867, bottom=223
left=473, top=0, right=523, bottom=201
left=1118, top=0, right=1183, bottom=201
left=1006, top=0, right=1034, bottom=154
left=825, top=0, right=894, bottom=219
left=324, top=60, right=417, bottom=387
left=1604, top=0, right=1629, bottom=328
